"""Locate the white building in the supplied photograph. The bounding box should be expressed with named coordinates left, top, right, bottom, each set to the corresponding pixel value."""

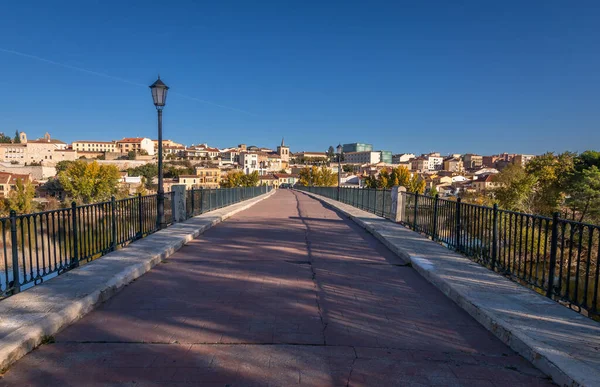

left=428, top=156, right=444, bottom=171
left=240, top=152, right=268, bottom=175
left=392, top=153, right=415, bottom=164
left=344, top=151, right=381, bottom=164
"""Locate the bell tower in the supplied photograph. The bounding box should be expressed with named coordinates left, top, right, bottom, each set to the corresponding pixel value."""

left=277, top=138, right=289, bottom=164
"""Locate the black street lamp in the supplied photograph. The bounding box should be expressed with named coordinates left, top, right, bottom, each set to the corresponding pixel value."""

left=336, top=144, right=342, bottom=200
left=149, top=76, right=169, bottom=229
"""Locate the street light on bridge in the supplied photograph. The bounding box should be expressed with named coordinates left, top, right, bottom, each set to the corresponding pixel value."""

left=149, top=76, right=169, bottom=229
left=336, top=144, right=342, bottom=200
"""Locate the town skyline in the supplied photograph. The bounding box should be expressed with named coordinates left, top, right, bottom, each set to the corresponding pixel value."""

left=0, top=129, right=577, bottom=158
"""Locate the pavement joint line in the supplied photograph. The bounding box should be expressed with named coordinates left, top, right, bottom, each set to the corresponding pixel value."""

left=297, top=190, right=600, bottom=387
left=346, top=346, right=358, bottom=387
left=293, top=191, right=328, bottom=346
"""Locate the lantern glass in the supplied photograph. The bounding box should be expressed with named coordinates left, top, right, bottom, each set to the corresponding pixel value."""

left=149, top=77, right=169, bottom=107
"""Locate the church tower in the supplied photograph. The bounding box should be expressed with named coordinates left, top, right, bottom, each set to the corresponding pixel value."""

left=277, top=138, right=290, bottom=164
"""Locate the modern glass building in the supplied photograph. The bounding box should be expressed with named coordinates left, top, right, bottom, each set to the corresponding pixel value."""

left=380, top=151, right=392, bottom=164
left=342, top=143, right=373, bottom=153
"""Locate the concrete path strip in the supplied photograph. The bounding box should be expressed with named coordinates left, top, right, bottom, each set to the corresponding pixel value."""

left=297, top=190, right=600, bottom=387
left=0, top=190, right=275, bottom=372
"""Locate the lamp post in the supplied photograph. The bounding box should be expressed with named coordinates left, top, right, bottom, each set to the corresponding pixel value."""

left=149, top=76, right=169, bottom=229
left=336, top=144, right=342, bottom=200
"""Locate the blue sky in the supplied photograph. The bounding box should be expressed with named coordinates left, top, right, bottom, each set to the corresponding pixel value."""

left=0, top=0, right=598, bottom=155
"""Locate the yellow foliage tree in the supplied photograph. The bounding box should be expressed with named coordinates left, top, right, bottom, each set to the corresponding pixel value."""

left=8, top=179, right=36, bottom=214
left=58, top=160, right=121, bottom=203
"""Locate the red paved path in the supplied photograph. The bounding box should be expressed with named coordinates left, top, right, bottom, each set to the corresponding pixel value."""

left=0, top=191, right=553, bottom=386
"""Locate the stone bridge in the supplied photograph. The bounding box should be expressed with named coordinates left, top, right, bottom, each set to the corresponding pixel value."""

left=0, top=190, right=597, bottom=386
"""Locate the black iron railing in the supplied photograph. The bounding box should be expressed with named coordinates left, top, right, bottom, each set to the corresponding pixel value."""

left=297, top=186, right=600, bottom=319
left=0, top=186, right=270, bottom=299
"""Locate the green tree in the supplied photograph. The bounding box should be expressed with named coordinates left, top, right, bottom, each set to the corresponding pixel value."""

left=566, top=151, right=600, bottom=222
left=493, top=164, right=537, bottom=212
left=8, top=179, right=36, bottom=214
left=525, top=152, right=575, bottom=215
left=55, top=161, right=75, bottom=173
left=327, top=146, right=335, bottom=161
left=429, top=186, right=438, bottom=197
left=127, top=150, right=136, bottom=160
left=13, top=130, right=20, bottom=144
left=0, top=132, right=11, bottom=143
left=127, top=163, right=158, bottom=189
left=58, top=160, right=121, bottom=203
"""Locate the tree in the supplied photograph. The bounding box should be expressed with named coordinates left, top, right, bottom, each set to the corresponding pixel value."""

left=220, top=170, right=259, bottom=187
left=429, top=186, right=438, bottom=197
left=58, top=160, right=121, bottom=203
left=279, top=169, right=287, bottom=174
left=327, top=146, right=335, bottom=161
left=0, top=132, right=11, bottom=143
left=565, top=151, right=600, bottom=223
left=342, top=165, right=353, bottom=173
left=127, top=151, right=136, bottom=160
left=55, top=160, right=75, bottom=173
left=127, top=163, right=158, bottom=189
left=8, top=179, right=36, bottom=214
left=525, top=152, right=575, bottom=215
left=13, top=130, right=20, bottom=144
left=493, top=164, right=537, bottom=212
left=298, top=166, right=337, bottom=186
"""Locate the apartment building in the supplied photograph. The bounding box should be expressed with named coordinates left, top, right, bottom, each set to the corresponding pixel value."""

left=464, top=154, right=483, bottom=169
left=411, top=157, right=429, bottom=172
left=513, top=154, right=535, bottom=166
left=443, top=157, right=464, bottom=172
left=178, top=168, right=221, bottom=189
left=116, top=138, right=155, bottom=155
left=344, top=151, right=381, bottom=164
left=72, top=140, right=117, bottom=153
left=0, top=132, right=72, bottom=164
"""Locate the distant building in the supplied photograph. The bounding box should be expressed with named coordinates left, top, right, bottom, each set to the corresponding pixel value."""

left=0, top=172, right=32, bottom=198
left=116, top=138, right=155, bottom=156
left=277, top=138, right=290, bottom=165
left=513, top=154, right=535, bottom=166
left=240, top=152, right=261, bottom=175
left=411, top=157, right=429, bottom=172
left=344, top=151, right=381, bottom=164
left=342, top=143, right=373, bottom=153
left=392, top=153, right=415, bottom=164
left=0, top=132, right=71, bottom=164
left=72, top=140, right=117, bottom=153
left=472, top=174, right=500, bottom=192
left=463, top=154, right=483, bottom=169
left=443, top=157, right=464, bottom=172
left=379, top=151, right=392, bottom=164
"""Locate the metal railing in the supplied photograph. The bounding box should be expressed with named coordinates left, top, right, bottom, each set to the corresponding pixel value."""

left=297, top=186, right=600, bottom=319
left=0, top=186, right=270, bottom=299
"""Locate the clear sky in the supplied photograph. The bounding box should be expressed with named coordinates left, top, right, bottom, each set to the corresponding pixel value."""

left=0, top=0, right=598, bottom=155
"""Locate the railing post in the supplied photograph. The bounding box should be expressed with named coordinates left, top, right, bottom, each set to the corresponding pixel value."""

left=491, top=203, right=499, bottom=270
left=9, top=210, right=20, bottom=294
left=391, top=186, right=406, bottom=223
left=432, top=194, right=439, bottom=241
left=137, top=193, right=143, bottom=239
left=71, top=201, right=79, bottom=268
left=111, top=196, right=117, bottom=252
left=200, top=187, right=204, bottom=213
left=546, top=212, right=560, bottom=298
left=455, top=198, right=462, bottom=251
left=190, top=187, right=195, bottom=216
left=413, top=193, right=419, bottom=230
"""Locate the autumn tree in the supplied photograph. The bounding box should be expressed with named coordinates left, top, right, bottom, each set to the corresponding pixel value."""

left=298, top=166, right=337, bottom=186
left=220, top=170, right=259, bottom=187
left=8, top=179, right=36, bottom=214
left=58, top=160, right=121, bottom=203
